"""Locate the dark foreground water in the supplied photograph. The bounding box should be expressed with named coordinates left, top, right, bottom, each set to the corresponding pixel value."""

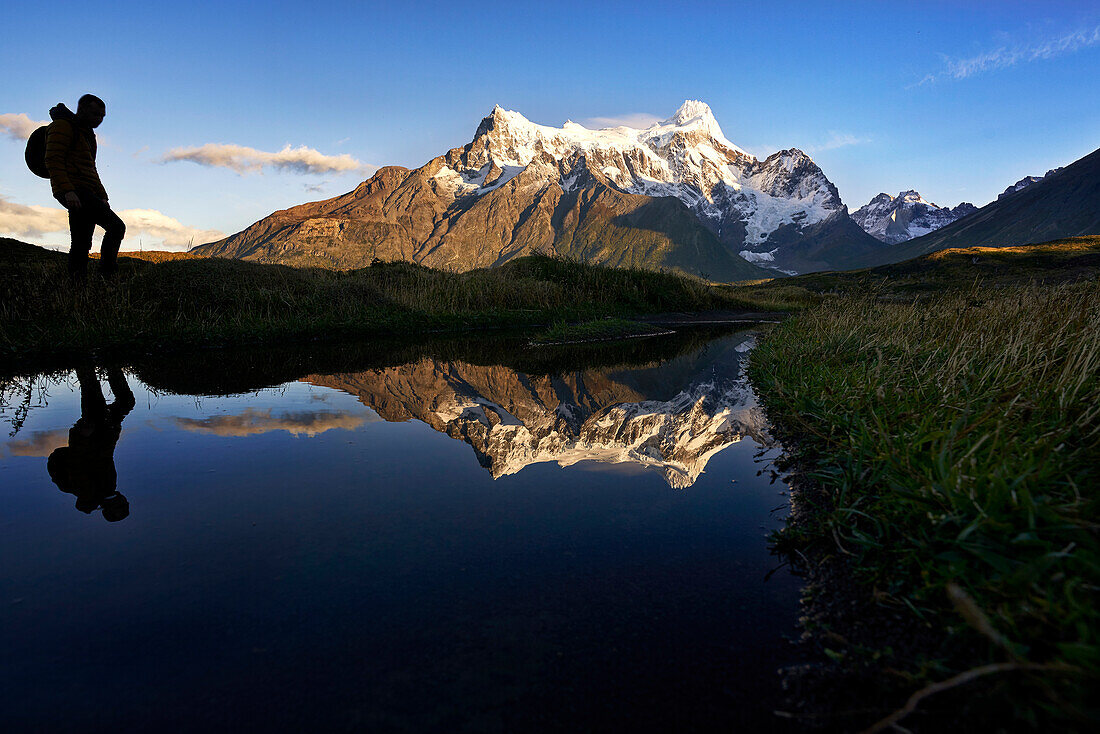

left=0, top=327, right=801, bottom=733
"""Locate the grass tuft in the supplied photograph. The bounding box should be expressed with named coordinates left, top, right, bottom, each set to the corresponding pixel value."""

left=749, top=281, right=1100, bottom=726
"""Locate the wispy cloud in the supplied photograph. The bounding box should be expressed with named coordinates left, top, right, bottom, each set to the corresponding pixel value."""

left=578, top=113, right=662, bottom=130
left=161, top=142, right=372, bottom=175
left=0, top=112, right=48, bottom=141
left=742, top=143, right=780, bottom=161
left=918, top=24, right=1100, bottom=85
left=4, top=428, right=69, bottom=457
left=0, top=196, right=224, bottom=251
left=168, top=408, right=369, bottom=437
left=304, top=180, right=329, bottom=193
left=804, top=131, right=870, bottom=154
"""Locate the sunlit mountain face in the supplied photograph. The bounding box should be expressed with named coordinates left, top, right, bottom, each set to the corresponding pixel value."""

left=195, top=100, right=888, bottom=277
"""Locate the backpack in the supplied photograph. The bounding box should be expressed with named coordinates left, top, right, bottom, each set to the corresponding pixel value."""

left=25, top=125, right=53, bottom=178
left=25, top=122, right=76, bottom=179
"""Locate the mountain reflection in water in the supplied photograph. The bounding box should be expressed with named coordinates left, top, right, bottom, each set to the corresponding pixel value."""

left=0, top=324, right=801, bottom=733
left=304, top=331, right=766, bottom=488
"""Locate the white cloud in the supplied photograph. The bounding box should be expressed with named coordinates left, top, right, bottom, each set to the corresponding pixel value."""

left=161, top=142, right=372, bottom=175
left=918, top=24, right=1100, bottom=85
left=0, top=113, right=48, bottom=141
left=804, top=131, right=870, bottom=154
left=578, top=113, right=663, bottom=130
left=0, top=195, right=224, bottom=251
left=117, top=209, right=225, bottom=249
left=0, top=196, right=68, bottom=237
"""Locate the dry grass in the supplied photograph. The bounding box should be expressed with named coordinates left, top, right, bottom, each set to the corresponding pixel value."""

left=750, top=281, right=1100, bottom=726
left=0, top=248, right=786, bottom=368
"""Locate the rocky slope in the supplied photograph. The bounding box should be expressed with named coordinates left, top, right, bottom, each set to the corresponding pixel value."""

left=852, top=191, right=977, bottom=245
left=305, top=331, right=768, bottom=488
left=878, top=146, right=1100, bottom=263
left=997, top=168, right=1062, bottom=200
left=195, top=101, right=887, bottom=277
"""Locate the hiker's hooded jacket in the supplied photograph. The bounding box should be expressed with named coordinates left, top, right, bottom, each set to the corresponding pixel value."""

left=45, top=104, right=107, bottom=201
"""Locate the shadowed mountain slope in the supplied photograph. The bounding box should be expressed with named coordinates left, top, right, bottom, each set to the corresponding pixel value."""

left=879, top=147, right=1100, bottom=263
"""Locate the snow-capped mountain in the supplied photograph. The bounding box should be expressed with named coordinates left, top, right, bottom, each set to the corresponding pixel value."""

left=197, top=100, right=887, bottom=276
left=446, top=101, right=843, bottom=249
left=997, top=168, right=1063, bottom=200
left=852, top=190, right=977, bottom=245
left=434, top=100, right=878, bottom=272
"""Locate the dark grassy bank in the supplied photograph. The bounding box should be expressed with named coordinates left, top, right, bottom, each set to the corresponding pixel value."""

left=0, top=238, right=797, bottom=373
left=749, top=281, right=1099, bottom=730
left=531, top=318, right=672, bottom=345
left=747, top=235, right=1100, bottom=301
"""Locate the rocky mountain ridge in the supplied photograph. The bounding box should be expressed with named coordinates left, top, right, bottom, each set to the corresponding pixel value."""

left=852, top=190, right=977, bottom=245
left=195, top=101, right=888, bottom=277
left=997, top=167, right=1063, bottom=200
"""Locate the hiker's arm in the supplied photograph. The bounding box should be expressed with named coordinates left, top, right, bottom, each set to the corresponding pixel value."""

left=44, top=121, right=76, bottom=201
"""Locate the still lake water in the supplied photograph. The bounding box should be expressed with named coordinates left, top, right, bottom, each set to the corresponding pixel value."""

left=0, top=326, right=801, bottom=732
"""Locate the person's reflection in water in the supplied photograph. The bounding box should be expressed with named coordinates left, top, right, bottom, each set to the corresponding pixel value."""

left=47, top=366, right=135, bottom=521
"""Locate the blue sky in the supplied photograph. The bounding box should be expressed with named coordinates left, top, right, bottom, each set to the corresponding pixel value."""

left=2, top=0, right=1098, bottom=250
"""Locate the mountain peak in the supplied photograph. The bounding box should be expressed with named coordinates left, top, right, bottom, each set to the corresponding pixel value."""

left=852, top=189, right=965, bottom=245
left=666, top=100, right=723, bottom=137
left=670, top=99, right=714, bottom=123
left=474, top=105, right=536, bottom=139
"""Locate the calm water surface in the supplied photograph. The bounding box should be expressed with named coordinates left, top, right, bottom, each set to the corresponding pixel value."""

left=0, top=327, right=801, bottom=732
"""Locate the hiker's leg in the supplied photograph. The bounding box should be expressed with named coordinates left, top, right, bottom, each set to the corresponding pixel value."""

left=76, top=366, right=107, bottom=420
left=90, top=201, right=126, bottom=276
left=105, top=367, right=136, bottom=419
left=67, top=199, right=95, bottom=278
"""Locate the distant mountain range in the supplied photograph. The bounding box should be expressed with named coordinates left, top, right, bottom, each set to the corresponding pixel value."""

left=877, top=147, right=1100, bottom=263
left=851, top=191, right=977, bottom=245
left=850, top=163, right=1077, bottom=248
left=195, top=101, right=887, bottom=278
left=193, top=101, right=1098, bottom=278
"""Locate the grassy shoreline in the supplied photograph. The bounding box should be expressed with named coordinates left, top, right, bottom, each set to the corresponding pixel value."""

left=0, top=241, right=803, bottom=374
left=749, top=281, right=1099, bottom=730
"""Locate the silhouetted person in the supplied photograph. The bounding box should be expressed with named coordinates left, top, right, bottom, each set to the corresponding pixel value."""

left=45, top=94, right=125, bottom=279
left=47, top=367, right=135, bottom=521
